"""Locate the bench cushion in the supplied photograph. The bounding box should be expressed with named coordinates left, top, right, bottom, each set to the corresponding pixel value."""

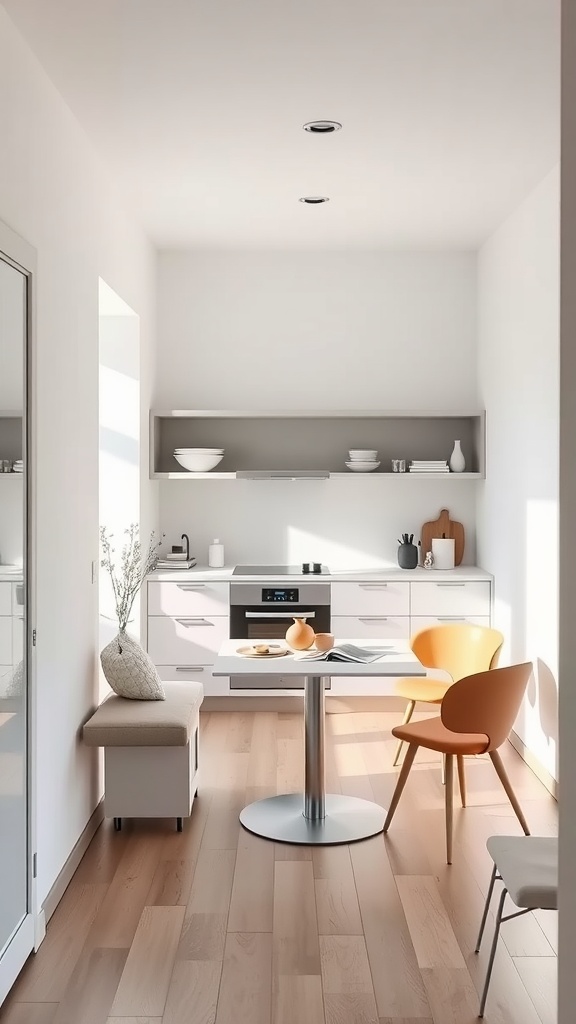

left=83, top=681, right=203, bottom=747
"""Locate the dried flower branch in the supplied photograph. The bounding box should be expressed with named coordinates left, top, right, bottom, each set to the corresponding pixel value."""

left=100, top=524, right=162, bottom=632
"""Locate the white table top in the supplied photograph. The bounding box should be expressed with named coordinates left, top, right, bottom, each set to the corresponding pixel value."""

left=213, top=639, right=426, bottom=677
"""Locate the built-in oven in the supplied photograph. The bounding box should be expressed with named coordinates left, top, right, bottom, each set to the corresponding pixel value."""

left=229, top=581, right=331, bottom=689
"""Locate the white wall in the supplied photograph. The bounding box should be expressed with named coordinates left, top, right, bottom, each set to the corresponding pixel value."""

left=0, top=6, right=157, bottom=907
left=157, top=250, right=479, bottom=566
left=477, top=167, right=560, bottom=780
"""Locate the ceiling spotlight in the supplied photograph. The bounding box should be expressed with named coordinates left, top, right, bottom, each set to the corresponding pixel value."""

left=303, top=120, right=342, bottom=133
left=299, top=196, right=330, bottom=204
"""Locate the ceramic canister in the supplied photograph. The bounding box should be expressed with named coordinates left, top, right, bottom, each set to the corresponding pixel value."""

left=431, top=537, right=455, bottom=570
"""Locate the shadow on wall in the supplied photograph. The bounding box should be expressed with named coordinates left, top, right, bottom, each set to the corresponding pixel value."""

left=526, top=657, right=559, bottom=775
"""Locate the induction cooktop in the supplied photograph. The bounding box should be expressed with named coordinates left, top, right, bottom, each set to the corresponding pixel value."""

left=232, top=563, right=329, bottom=576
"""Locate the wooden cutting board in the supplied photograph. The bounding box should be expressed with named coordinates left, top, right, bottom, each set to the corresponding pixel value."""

left=420, top=508, right=465, bottom=566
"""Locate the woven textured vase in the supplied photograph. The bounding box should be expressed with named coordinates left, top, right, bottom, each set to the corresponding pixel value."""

left=100, top=630, right=165, bottom=700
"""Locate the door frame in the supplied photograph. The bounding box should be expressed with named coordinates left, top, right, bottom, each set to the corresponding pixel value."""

left=0, top=218, right=38, bottom=1005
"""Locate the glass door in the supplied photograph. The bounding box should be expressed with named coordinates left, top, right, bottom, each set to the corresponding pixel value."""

left=0, top=225, right=34, bottom=1003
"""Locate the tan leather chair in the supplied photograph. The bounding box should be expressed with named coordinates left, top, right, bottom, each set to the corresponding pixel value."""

left=384, top=662, right=533, bottom=863
left=393, top=623, right=504, bottom=767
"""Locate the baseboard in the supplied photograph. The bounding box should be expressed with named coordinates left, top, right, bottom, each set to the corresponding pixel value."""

left=509, top=730, right=558, bottom=799
left=202, top=695, right=408, bottom=713
left=41, top=798, right=105, bottom=926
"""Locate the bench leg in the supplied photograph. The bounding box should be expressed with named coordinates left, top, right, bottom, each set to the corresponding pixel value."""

left=114, top=817, right=122, bottom=831
left=176, top=817, right=183, bottom=832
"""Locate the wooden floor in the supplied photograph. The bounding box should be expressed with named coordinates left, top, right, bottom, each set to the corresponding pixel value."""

left=2, top=710, right=558, bottom=1024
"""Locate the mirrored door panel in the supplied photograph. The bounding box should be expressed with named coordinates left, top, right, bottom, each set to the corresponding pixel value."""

left=0, top=254, right=27, bottom=957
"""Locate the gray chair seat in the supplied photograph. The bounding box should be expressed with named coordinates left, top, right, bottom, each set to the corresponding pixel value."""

left=486, top=835, right=558, bottom=910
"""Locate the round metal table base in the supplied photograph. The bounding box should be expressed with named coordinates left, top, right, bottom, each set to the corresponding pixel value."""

left=239, top=793, right=386, bottom=845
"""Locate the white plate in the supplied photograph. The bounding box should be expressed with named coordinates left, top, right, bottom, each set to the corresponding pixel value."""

left=236, top=644, right=289, bottom=659
left=345, top=461, right=381, bottom=472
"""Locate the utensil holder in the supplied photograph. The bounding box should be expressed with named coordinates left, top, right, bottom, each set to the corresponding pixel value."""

left=398, top=542, right=418, bottom=570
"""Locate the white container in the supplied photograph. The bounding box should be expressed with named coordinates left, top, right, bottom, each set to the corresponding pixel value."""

left=431, top=537, right=455, bottom=570
left=208, top=538, right=225, bottom=568
left=449, top=439, right=466, bottom=472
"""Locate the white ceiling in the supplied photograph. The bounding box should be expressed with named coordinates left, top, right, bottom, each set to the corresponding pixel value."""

left=4, top=0, right=559, bottom=249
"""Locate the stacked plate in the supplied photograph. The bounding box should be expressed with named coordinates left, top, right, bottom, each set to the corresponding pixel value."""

left=345, top=449, right=380, bottom=473
left=174, top=447, right=224, bottom=472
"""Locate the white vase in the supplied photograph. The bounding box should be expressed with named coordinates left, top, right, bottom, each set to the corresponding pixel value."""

left=100, top=630, right=165, bottom=700
left=449, top=439, right=466, bottom=473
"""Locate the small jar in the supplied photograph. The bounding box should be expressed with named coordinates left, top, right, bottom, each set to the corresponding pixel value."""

left=208, top=538, right=224, bottom=568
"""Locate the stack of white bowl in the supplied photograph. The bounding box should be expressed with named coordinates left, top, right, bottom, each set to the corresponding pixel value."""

left=174, top=447, right=224, bottom=472
left=345, top=449, right=380, bottom=472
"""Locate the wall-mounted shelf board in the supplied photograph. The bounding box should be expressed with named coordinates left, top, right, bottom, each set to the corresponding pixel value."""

left=150, top=410, right=486, bottom=480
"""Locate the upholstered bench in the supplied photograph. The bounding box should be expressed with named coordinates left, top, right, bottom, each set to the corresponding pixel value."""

left=83, top=681, right=203, bottom=832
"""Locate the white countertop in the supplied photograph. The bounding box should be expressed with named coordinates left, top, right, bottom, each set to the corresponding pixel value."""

left=0, top=565, right=23, bottom=583
left=147, top=564, right=492, bottom=583
left=213, top=639, right=426, bottom=677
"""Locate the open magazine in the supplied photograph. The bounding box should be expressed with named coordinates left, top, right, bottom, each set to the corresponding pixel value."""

left=295, top=644, right=396, bottom=664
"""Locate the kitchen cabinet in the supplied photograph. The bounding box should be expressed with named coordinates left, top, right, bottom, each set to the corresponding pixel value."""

left=145, top=568, right=493, bottom=699
left=150, top=409, right=485, bottom=479
left=0, top=580, right=23, bottom=697
left=146, top=579, right=230, bottom=696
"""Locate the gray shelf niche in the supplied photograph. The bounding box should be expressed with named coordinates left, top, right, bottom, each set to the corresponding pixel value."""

left=150, top=410, right=485, bottom=480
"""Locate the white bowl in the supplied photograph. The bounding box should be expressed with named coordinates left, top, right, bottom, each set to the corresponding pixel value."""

left=348, top=450, right=378, bottom=459
left=174, top=448, right=224, bottom=453
left=174, top=452, right=224, bottom=472
left=345, top=460, right=381, bottom=472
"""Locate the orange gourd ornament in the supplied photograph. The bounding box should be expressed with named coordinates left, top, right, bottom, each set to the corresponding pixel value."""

left=285, top=617, right=315, bottom=650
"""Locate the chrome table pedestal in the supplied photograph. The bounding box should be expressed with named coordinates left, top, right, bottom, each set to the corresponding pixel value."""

left=239, top=675, right=386, bottom=845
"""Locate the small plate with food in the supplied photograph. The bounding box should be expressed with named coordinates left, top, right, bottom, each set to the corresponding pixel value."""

left=236, top=643, right=289, bottom=658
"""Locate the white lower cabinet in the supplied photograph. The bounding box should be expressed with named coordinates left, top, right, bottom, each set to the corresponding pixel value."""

left=331, top=614, right=410, bottom=641
left=147, top=580, right=231, bottom=695
left=410, top=581, right=491, bottom=617
left=411, top=615, right=491, bottom=632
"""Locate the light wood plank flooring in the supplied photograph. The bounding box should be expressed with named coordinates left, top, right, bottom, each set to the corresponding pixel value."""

left=1, top=710, right=558, bottom=1024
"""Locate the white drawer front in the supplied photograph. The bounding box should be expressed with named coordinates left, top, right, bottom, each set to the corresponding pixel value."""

left=411, top=615, right=491, bottom=635
left=331, top=615, right=410, bottom=641
left=12, top=582, right=24, bottom=614
left=410, top=581, right=491, bottom=617
left=12, top=615, right=24, bottom=665
left=156, top=664, right=229, bottom=696
left=148, top=615, right=228, bottom=665
left=148, top=580, right=229, bottom=617
left=331, top=581, right=410, bottom=616
left=0, top=584, right=11, bottom=617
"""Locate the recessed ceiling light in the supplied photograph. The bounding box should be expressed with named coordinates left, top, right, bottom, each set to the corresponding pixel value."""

left=299, top=196, right=330, bottom=204
left=303, top=120, right=342, bottom=133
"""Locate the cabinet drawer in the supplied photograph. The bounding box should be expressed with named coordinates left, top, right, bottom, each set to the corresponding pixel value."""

left=0, top=584, right=11, bottom=617
left=0, top=618, right=11, bottom=664
left=331, top=615, right=410, bottom=642
left=410, top=581, right=491, bottom=616
left=148, top=581, right=229, bottom=617
left=411, top=615, right=491, bottom=634
left=331, top=581, right=410, bottom=616
left=148, top=615, right=228, bottom=665
left=155, top=664, right=229, bottom=696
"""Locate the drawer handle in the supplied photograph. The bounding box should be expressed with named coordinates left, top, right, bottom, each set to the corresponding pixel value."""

left=435, top=583, right=466, bottom=587
left=359, top=616, right=389, bottom=622
left=176, top=618, right=213, bottom=627
left=436, top=616, right=467, bottom=621
left=177, top=584, right=206, bottom=591
left=359, top=584, right=388, bottom=589
left=245, top=610, right=316, bottom=619
left=175, top=666, right=205, bottom=672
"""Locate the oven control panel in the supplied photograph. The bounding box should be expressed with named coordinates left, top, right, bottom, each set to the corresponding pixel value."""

left=262, top=587, right=299, bottom=602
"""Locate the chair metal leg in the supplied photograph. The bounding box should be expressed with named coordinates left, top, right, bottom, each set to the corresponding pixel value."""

left=489, top=749, right=530, bottom=834
left=393, top=700, right=416, bottom=766
left=457, top=754, right=467, bottom=807
left=478, top=887, right=508, bottom=1017
left=445, top=753, right=454, bottom=864
left=475, top=864, right=498, bottom=952
left=384, top=743, right=418, bottom=831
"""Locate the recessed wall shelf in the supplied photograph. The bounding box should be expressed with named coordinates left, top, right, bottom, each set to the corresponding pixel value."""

left=150, top=410, right=486, bottom=480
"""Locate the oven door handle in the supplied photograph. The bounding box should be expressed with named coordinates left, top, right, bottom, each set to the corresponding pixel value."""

left=244, top=610, right=317, bottom=619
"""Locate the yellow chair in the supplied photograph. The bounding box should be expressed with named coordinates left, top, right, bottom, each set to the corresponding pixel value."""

left=393, top=623, right=504, bottom=767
